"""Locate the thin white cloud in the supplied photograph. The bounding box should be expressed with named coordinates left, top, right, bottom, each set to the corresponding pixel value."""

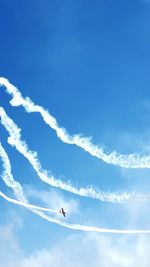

left=0, top=77, right=150, bottom=168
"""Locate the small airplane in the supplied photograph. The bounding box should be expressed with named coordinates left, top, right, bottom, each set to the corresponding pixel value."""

left=59, top=208, right=66, bottom=217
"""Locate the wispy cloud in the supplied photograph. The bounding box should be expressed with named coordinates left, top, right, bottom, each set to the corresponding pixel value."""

left=0, top=223, right=150, bottom=267
left=26, top=187, right=79, bottom=216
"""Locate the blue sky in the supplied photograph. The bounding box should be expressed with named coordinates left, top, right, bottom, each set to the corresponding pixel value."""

left=1, top=0, right=150, bottom=266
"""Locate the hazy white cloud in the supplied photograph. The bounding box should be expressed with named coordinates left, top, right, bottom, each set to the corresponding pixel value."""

left=26, top=187, right=80, bottom=217
left=0, top=224, right=150, bottom=267
left=0, top=223, right=22, bottom=267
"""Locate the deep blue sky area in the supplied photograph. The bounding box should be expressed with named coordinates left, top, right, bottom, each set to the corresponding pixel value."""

left=1, top=1, right=150, bottom=265
left=1, top=0, right=150, bottom=135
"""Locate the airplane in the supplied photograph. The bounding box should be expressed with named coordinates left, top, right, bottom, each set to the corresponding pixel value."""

left=59, top=208, right=66, bottom=217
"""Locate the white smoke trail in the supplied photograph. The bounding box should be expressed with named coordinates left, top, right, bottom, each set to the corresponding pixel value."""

left=0, top=143, right=69, bottom=225
left=0, top=77, right=150, bottom=168
left=0, top=143, right=72, bottom=229
left=0, top=141, right=27, bottom=202
left=0, top=142, right=59, bottom=214
left=0, top=191, right=58, bottom=213
left=0, top=107, right=133, bottom=203
left=1, top=190, right=150, bottom=234
left=0, top=139, right=150, bottom=234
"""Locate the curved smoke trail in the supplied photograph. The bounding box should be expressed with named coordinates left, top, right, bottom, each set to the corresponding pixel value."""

left=0, top=77, right=150, bottom=168
left=1, top=78, right=150, bottom=234
left=0, top=191, right=58, bottom=213
left=1, top=190, right=150, bottom=235
left=0, top=107, right=135, bottom=203
left=0, top=142, right=59, bottom=214
left=1, top=141, right=148, bottom=234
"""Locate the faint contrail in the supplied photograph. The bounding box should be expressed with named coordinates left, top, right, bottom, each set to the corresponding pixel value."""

left=0, top=77, right=150, bottom=168
left=0, top=107, right=133, bottom=203
left=0, top=191, right=58, bottom=213
left=1, top=190, right=150, bottom=234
